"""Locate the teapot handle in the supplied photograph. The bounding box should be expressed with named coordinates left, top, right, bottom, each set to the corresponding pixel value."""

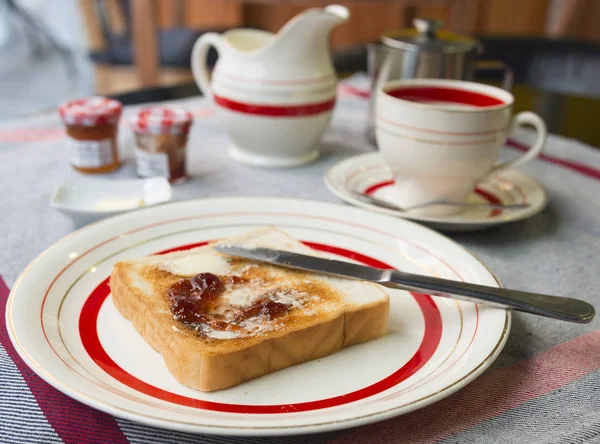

left=474, top=60, right=514, bottom=91
left=191, top=32, right=223, bottom=102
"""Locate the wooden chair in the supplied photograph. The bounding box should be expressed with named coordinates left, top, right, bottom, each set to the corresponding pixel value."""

left=79, top=0, right=242, bottom=89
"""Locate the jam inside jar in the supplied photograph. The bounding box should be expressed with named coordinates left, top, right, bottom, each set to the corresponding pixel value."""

left=59, top=97, right=123, bottom=174
left=130, top=107, right=193, bottom=184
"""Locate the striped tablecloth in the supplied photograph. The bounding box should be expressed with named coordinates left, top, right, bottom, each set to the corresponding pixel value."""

left=1, top=76, right=599, bottom=443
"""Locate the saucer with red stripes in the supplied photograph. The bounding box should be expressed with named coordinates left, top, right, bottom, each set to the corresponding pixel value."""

left=7, top=198, right=510, bottom=435
left=325, top=152, right=547, bottom=232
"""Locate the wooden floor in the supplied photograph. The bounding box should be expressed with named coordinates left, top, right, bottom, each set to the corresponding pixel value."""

left=95, top=65, right=194, bottom=96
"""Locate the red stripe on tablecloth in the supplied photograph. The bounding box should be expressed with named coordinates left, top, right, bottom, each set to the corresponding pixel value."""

left=0, top=128, right=65, bottom=143
left=338, top=84, right=371, bottom=99
left=330, top=329, right=600, bottom=444
left=0, top=108, right=214, bottom=144
left=214, top=95, right=335, bottom=117
left=506, top=139, right=600, bottom=181
left=191, top=107, right=214, bottom=119
left=0, top=276, right=129, bottom=444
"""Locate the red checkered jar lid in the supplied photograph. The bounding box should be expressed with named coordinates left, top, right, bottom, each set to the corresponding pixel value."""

left=59, top=96, right=123, bottom=127
left=130, top=106, right=193, bottom=135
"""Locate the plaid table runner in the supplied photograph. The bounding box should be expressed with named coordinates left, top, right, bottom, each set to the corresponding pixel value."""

left=1, top=76, right=599, bottom=443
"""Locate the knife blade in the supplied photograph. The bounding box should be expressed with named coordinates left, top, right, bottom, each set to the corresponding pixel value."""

left=215, top=244, right=389, bottom=282
left=213, top=244, right=595, bottom=324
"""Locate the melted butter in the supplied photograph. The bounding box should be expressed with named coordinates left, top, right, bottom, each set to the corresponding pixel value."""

left=204, top=329, right=239, bottom=340
left=96, top=198, right=144, bottom=211
left=160, top=253, right=231, bottom=277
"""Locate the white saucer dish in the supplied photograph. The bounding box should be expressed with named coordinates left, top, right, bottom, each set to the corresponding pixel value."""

left=50, top=177, right=172, bottom=226
left=325, top=153, right=548, bottom=232
left=7, top=197, right=509, bottom=436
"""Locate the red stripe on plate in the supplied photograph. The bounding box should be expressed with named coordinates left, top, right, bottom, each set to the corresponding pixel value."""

left=80, top=242, right=443, bottom=414
left=0, top=276, right=129, bottom=444
left=37, top=210, right=469, bottom=418
left=364, top=180, right=395, bottom=195
left=214, top=95, right=335, bottom=117
left=474, top=188, right=503, bottom=217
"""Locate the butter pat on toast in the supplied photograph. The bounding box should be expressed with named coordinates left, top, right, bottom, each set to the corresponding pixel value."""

left=110, top=227, right=390, bottom=391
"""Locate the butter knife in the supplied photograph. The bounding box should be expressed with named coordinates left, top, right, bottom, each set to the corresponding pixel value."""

left=214, top=245, right=595, bottom=324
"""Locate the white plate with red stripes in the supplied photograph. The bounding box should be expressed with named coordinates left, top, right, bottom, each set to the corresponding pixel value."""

left=6, top=198, right=510, bottom=436
left=325, top=153, right=548, bottom=232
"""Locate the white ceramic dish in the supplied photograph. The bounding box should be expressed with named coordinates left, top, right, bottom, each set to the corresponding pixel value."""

left=7, top=197, right=510, bottom=436
left=325, top=152, right=548, bottom=232
left=50, top=177, right=172, bottom=226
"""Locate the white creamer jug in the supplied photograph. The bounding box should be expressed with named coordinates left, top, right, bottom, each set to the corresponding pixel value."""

left=192, top=5, right=349, bottom=167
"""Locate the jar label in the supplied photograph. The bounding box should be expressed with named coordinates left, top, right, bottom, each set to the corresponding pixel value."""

left=135, top=148, right=170, bottom=179
left=69, top=138, right=114, bottom=168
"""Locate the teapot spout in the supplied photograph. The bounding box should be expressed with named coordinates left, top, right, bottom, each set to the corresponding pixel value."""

left=270, top=4, right=350, bottom=62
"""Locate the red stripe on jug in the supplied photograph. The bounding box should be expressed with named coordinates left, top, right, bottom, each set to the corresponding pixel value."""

left=214, top=95, right=335, bottom=117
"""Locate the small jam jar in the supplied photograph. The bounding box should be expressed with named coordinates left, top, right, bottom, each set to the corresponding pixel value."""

left=59, top=97, right=123, bottom=174
left=129, top=106, right=193, bottom=183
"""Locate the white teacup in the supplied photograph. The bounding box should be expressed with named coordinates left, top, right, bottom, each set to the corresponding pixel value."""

left=375, top=79, right=547, bottom=215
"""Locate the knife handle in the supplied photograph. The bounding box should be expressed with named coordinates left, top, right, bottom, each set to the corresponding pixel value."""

left=385, top=271, right=595, bottom=323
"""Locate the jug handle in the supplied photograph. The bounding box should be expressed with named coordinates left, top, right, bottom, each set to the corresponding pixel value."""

left=191, top=33, right=223, bottom=102
left=474, top=60, right=514, bottom=91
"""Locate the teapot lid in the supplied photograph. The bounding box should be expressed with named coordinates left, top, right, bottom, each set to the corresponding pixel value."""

left=381, top=18, right=479, bottom=54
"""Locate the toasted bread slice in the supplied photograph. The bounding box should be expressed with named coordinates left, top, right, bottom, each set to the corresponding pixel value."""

left=110, top=227, right=389, bottom=391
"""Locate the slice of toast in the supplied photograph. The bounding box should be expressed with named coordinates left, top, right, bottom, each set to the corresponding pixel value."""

left=110, top=226, right=389, bottom=391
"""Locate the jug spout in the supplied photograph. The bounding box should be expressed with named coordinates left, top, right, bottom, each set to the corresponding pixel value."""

left=271, top=4, right=349, bottom=62
left=322, top=5, right=351, bottom=23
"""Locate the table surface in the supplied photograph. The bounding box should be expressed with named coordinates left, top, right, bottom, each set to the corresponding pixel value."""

left=1, top=75, right=600, bottom=444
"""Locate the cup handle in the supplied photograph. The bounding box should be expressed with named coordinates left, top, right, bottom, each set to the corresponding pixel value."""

left=490, top=111, right=547, bottom=176
left=191, top=32, right=223, bottom=102
left=474, top=60, right=514, bottom=91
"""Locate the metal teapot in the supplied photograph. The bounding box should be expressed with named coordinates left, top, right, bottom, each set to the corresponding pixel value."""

left=367, top=18, right=513, bottom=144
